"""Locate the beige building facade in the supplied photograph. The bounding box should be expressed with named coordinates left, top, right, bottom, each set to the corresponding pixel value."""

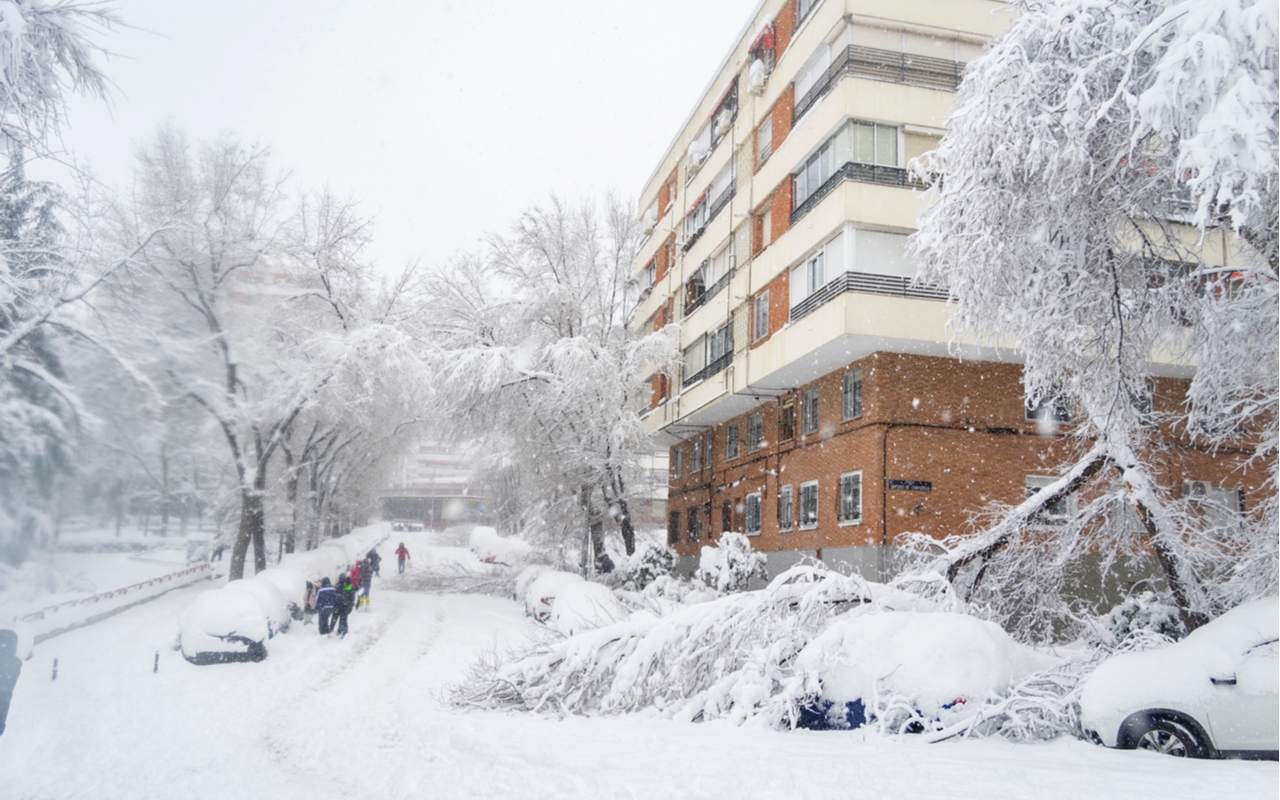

left=631, top=0, right=1260, bottom=580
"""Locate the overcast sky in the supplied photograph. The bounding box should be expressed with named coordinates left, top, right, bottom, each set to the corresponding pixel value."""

left=44, top=0, right=761, bottom=275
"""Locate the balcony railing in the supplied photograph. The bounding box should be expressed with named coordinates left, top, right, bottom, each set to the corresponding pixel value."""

left=682, top=349, right=733, bottom=388
left=794, top=45, right=967, bottom=123
left=791, top=161, right=925, bottom=224
left=789, top=271, right=950, bottom=323
left=684, top=266, right=734, bottom=317
left=683, top=181, right=736, bottom=253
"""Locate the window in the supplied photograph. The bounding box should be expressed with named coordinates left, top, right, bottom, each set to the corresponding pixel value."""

left=802, top=387, right=819, bottom=435
left=668, top=510, right=681, bottom=545
left=642, top=258, right=656, bottom=290
left=1135, top=380, right=1156, bottom=427
left=797, top=0, right=821, bottom=26
left=722, top=499, right=732, bottom=533
left=687, top=80, right=740, bottom=177
left=758, top=116, right=773, bottom=164
left=687, top=506, right=702, bottom=542
left=842, top=368, right=863, bottom=420
left=1183, top=480, right=1243, bottom=532
left=745, top=492, right=762, bottom=535
left=753, top=292, right=769, bottom=341
left=778, top=484, right=794, bottom=531
left=692, top=438, right=703, bottom=473
left=672, top=446, right=683, bottom=478
left=779, top=398, right=795, bottom=441
left=793, top=120, right=900, bottom=209
left=684, top=160, right=736, bottom=248
left=794, top=44, right=831, bottom=102
left=839, top=471, right=862, bottom=524
left=707, top=323, right=733, bottom=368
left=1025, top=475, right=1073, bottom=526
left=800, top=481, right=819, bottom=528
left=790, top=247, right=833, bottom=308
left=1026, top=387, right=1072, bottom=424
left=685, top=192, right=710, bottom=240
left=726, top=422, right=740, bottom=460
left=747, top=412, right=764, bottom=453
left=682, top=335, right=705, bottom=383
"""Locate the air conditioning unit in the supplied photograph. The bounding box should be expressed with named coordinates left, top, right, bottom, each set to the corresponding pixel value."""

left=1183, top=479, right=1212, bottom=498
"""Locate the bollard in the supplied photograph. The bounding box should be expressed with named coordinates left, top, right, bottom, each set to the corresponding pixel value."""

left=52, top=657, right=58, bottom=681
left=154, top=651, right=159, bottom=673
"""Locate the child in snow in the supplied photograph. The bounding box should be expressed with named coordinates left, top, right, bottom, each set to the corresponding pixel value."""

left=357, top=557, right=373, bottom=610
left=395, top=542, right=410, bottom=574
left=314, top=577, right=338, bottom=635
left=335, top=575, right=356, bottom=637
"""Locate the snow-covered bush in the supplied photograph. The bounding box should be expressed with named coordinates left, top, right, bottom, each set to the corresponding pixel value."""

left=695, top=532, right=766, bottom=593
left=450, top=563, right=898, bottom=724
left=616, top=542, right=676, bottom=591
left=1101, top=591, right=1186, bottom=645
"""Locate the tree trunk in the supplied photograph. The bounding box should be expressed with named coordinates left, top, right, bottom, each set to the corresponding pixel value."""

left=159, top=445, right=170, bottom=537
left=602, top=469, right=636, bottom=556
left=579, top=484, right=610, bottom=574
left=251, top=462, right=268, bottom=574
left=284, top=449, right=297, bottom=554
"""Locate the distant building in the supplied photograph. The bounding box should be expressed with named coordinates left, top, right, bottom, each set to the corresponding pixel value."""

left=631, top=0, right=1263, bottom=579
left=380, top=442, right=485, bottom=529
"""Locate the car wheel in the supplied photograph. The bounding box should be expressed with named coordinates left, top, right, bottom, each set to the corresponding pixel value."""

left=1129, top=715, right=1209, bottom=758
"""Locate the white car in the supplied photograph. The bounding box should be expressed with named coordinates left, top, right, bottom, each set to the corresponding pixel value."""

left=1080, top=597, right=1278, bottom=759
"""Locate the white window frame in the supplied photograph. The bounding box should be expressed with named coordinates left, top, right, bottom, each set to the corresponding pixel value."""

left=726, top=421, right=740, bottom=461
left=802, top=387, right=819, bottom=435
left=758, top=116, right=773, bottom=164
left=778, top=484, right=794, bottom=531
left=839, top=470, right=862, bottom=525
left=753, top=292, right=770, bottom=341
left=745, top=492, right=762, bottom=535
left=1025, top=475, right=1074, bottom=526
left=747, top=411, right=764, bottom=453
left=842, top=367, right=862, bottom=420
left=799, top=480, right=819, bottom=529
left=672, top=447, right=683, bottom=478
left=692, top=438, right=703, bottom=473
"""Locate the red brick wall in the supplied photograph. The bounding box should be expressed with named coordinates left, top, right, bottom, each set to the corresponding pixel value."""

left=768, top=178, right=793, bottom=242
left=665, top=352, right=1267, bottom=557
left=655, top=233, right=676, bottom=282
left=774, top=0, right=796, bottom=59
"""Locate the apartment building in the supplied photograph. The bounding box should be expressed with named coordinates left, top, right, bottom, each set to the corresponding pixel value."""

left=631, top=0, right=1262, bottom=578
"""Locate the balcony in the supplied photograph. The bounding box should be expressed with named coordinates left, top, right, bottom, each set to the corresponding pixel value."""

left=794, top=45, right=967, bottom=123
left=790, top=272, right=950, bottom=323
left=684, top=266, right=734, bottom=317
left=792, top=162, right=926, bottom=225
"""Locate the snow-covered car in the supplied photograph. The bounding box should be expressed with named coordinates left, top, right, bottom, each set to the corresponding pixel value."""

left=179, top=589, right=270, bottom=665
left=548, top=582, right=628, bottom=637
left=224, top=578, right=291, bottom=636
left=469, top=526, right=532, bottom=565
left=1080, top=597, right=1279, bottom=759
left=764, top=564, right=872, bottom=608
left=251, top=569, right=307, bottom=621
left=524, top=571, right=584, bottom=621
left=792, top=610, right=1053, bottom=731
left=514, top=564, right=551, bottom=603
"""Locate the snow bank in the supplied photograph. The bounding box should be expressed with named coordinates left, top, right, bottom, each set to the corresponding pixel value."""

left=468, top=526, right=532, bottom=566
left=253, top=568, right=306, bottom=609
left=224, top=579, right=290, bottom=635
left=514, top=564, right=551, bottom=604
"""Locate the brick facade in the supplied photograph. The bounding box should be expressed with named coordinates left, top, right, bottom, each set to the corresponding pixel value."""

left=667, top=352, right=1264, bottom=559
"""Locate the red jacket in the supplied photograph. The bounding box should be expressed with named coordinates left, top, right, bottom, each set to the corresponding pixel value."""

left=395, top=545, right=410, bottom=560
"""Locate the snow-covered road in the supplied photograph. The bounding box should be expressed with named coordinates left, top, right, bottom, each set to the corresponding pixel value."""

left=2, top=542, right=1275, bottom=799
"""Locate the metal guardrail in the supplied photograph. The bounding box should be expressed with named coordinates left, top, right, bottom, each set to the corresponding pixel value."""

left=790, top=272, right=950, bottom=323
left=17, top=562, right=213, bottom=623
left=794, top=44, right=966, bottom=123
left=792, top=161, right=926, bottom=224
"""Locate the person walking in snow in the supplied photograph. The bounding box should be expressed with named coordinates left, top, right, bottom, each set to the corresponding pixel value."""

left=335, top=574, right=356, bottom=638
left=395, top=542, right=410, bottom=574
left=314, top=577, right=338, bottom=635
left=367, top=548, right=381, bottom=577
left=350, top=560, right=361, bottom=592
left=357, top=557, right=373, bottom=610
left=0, top=629, right=21, bottom=736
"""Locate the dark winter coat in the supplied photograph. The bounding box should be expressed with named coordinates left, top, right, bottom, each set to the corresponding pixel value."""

left=0, top=629, right=22, bottom=736
left=367, top=550, right=381, bottom=572
left=314, top=585, right=339, bottom=614
left=337, top=579, right=356, bottom=614
left=359, top=559, right=373, bottom=589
